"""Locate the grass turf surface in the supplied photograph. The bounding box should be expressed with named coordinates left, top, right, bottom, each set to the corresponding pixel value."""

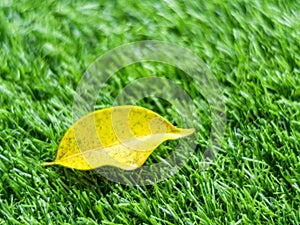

left=1, top=0, right=300, bottom=224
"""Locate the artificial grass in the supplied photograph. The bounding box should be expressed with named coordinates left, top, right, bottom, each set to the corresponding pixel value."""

left=0, top=0, right=300, bottom=224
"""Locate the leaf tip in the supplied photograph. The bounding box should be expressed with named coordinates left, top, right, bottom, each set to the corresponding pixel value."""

left=167, top=127, right=195, bottom=139
left=181, top=128, right=195, bottom=136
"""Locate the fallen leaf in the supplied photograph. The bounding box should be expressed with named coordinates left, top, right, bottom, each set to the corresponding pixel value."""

left=41, top=105, right=194, bottom=170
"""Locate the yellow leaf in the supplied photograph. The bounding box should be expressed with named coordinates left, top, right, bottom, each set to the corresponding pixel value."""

left=41, top=105, right=194, bottom=170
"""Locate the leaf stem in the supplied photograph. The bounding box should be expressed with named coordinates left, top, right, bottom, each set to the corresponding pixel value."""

left=39, top=162, right=56, bottom=167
